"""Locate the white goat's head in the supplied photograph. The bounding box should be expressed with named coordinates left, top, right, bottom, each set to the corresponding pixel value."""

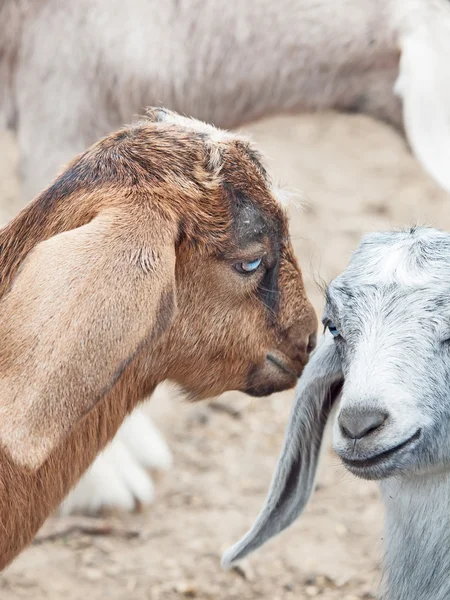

left=327, top=227, right=450, bottom=480
left=222, top=225, right=450, bottom=566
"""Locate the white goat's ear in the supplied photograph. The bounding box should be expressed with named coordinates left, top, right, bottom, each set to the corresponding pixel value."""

left=0, top=209, right=177, bottom=470
left=396, top=24, right=450, bottom=193
left=221, top=334, right=342, bottom=568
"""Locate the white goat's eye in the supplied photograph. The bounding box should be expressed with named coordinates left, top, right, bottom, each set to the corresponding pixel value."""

left=234, top=257, right=263, bottom=274
left=327, top=322, right=340, bottom=338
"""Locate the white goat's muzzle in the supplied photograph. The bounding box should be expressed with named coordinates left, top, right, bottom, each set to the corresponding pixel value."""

left=332, top=398, right=423, bottom=480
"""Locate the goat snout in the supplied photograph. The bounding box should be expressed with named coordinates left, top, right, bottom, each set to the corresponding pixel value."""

left=307, top=332, right=317, bottom=354
left=281, top=309, right=318, bottom=366
left=286, top=334, right=317, bottom=367
left=245, top=326, right=317, bottom=398
left=292, top=332, right=317, bottom=368
left=338, top=407, right=388, bottom=440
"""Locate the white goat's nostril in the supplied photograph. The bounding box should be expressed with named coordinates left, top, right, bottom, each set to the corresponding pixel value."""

left=339, top=408, right=388, bottom=440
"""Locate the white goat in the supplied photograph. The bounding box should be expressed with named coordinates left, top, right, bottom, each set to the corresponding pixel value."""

left=223, top=226, right=450, bottom=599
left=2, top=0, right=450, bottom=515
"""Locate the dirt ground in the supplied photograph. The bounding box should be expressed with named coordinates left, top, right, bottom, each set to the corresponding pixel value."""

left=0, top=112, right=449, bottom=600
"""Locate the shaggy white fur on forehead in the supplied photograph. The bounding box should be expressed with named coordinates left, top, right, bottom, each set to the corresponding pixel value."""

left=336, top=226, right=450, bottom=288
left=149, top=109, right=293, bottom=210
left=272, top=187, right=305, bottom=210
left=150, top=107, right=238, bottom=143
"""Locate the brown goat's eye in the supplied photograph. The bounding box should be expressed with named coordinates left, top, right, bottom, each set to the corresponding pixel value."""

left=234, top=257, right=263, bottom=275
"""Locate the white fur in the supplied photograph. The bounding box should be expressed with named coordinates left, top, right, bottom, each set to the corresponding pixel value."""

left=377, top=473, right=450, bottom=600
left=116, top=408, right=173, bottom=471
left=61, top=408, right=172, bottom=515
left=272, top=187, right=305, bottom=211
left=223, top=227, right=450, bottom=598
left=6, top=0, right=450, bottom=201
left=329, top=227, right=450, bottom=598
left=391, top=0, right=450, bottom=193
left=340, top=227, right=450, bottom=287
left=151, top=108, right=237, bottom=144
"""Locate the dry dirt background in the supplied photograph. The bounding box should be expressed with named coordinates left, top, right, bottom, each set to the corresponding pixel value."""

left=0, top=112, right=449, bottom=599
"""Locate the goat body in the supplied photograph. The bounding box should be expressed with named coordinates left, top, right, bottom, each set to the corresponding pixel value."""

left=380, top=475, right=450, bottom=600
left=1, top=0, right=450, bottom=198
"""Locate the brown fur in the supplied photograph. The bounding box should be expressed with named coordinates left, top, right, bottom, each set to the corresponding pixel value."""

left=0, top=109, right=316, bottom=568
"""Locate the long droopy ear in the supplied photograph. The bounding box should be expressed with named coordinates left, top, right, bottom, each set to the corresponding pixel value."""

left=395, top=10, right=450, bottom=194
left=222, top=333, right=343, bottom=568
left=0, top=208, right=177, bottom=470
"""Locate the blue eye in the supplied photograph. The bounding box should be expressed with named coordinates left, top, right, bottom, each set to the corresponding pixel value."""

left=234, top=257, right=263, bottom=274
left=327, top=322, right=340, bottom=337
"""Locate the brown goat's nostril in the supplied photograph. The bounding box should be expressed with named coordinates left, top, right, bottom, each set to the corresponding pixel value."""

left=307, top=333, right=317, bottom=354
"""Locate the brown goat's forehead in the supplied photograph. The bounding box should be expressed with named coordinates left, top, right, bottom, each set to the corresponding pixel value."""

left=224, top=184, right=284, bottom=251
left=31, top=118, right=288, bottom=262
left=221, top=181, right=289, bottom=318
left=219, top=142, right=285, bottom=215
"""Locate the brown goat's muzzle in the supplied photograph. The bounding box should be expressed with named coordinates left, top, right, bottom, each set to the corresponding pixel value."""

left=244, top=304, right=318, bottom=397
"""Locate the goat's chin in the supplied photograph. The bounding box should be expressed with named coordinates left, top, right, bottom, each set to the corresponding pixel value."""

left=174, top=354, right=303, bottom=401
left=244, top=381, right=295, bottom=397
left=337, top=429, right=422, bottom=481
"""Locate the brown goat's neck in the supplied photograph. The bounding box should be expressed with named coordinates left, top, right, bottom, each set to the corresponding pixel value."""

left=0, top=347, right=161, bottom=570
left=0, top=189, right=164, bottom=569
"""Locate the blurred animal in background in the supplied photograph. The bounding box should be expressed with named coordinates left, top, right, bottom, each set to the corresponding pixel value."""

left=0, top=108, right=317, bottom=569
left=1, top=0, right=449, bottom=515
left=223, top=227, right=450, bottom=600
left=59, top=405, right=173, bottom=515
left=2, top=0, right=449, bottom=199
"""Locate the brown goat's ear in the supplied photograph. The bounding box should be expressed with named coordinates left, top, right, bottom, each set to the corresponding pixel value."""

left=222, top=334, right=343, bottom=568
left=0, top=209, right=177, bottom=470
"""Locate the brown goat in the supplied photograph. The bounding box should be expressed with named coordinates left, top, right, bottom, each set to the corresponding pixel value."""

left=2, top=0, right=450, bottom=514
left=0, top=108, right=317, bottom=569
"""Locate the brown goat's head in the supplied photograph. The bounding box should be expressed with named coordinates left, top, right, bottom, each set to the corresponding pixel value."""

left=0, top=108, right=316, bottom=469
left=143, top=110, right=317, bottom=400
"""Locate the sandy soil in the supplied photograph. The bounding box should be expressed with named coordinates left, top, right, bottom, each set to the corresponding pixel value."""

left=0, top=112, right=449, bottom=600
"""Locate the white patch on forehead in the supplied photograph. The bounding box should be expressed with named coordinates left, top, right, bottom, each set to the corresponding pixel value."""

left=150, top=107, right=238, bottom=143
left=338, top=227, right=450, bottom=288
left=359, top=241, right=433, bottom=286
left=149, top=108, right=263, bottom=176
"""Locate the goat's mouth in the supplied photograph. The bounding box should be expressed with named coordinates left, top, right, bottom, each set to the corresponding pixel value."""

left=339, top=428, right=422, bottom=480
left=244, top=352, right=302, bottom=397
left=266, top=352, right=299, bottom=378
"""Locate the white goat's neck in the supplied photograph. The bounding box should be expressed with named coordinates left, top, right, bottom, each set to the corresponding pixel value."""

left=380, top=473, right=450, bottom=600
